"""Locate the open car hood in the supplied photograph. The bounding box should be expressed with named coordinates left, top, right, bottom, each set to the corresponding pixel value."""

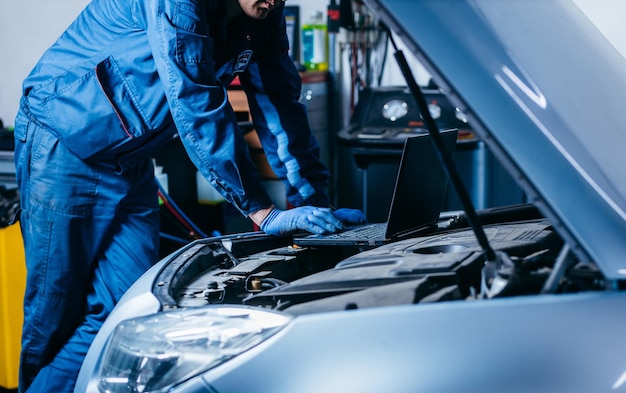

left=362, top=0, right=626, bottom=279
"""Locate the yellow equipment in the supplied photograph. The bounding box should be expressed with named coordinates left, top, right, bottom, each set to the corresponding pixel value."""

left=0, top=223, right=25, bottom=389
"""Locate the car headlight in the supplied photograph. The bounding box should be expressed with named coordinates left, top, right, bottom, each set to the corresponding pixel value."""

left=96, top=306, right=292, bottom=393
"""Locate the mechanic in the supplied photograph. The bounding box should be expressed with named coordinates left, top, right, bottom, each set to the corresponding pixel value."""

left=12, top=0, right=365, bottom=391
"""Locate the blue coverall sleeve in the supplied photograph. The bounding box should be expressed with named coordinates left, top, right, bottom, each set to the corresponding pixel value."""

left=237, top=7, right=331, bottom=208
left=138, top=0, right=274, bottom=215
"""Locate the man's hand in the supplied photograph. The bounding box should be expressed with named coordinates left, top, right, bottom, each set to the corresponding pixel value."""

left=332, top=208, right=367, bottom=226
left=260, top=206, right=344, bottom=236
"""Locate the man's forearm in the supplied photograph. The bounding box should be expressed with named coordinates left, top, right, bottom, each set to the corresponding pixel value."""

left=248, top=205, right=275, bottom=227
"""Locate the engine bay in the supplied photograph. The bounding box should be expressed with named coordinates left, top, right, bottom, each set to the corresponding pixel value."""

left=152, top=206, right=607, bottom=315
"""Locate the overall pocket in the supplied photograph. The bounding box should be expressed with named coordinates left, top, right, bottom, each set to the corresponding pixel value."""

left=43, top=57, right=154, bottom=160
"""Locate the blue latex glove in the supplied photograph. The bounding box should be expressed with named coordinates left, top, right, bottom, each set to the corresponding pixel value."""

left=333, top=208, right=367, bottom=226
left=261, top=207, right=345, bottom=236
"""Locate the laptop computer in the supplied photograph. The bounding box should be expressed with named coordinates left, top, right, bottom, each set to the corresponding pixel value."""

left=294, top=128, right=458, bottom=248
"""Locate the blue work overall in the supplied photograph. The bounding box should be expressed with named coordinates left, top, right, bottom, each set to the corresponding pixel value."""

left=13, top=0, right=330, bottom=391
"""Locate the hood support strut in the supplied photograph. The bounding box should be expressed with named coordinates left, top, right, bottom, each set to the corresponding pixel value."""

left=383, top=24, right=499, bottom=266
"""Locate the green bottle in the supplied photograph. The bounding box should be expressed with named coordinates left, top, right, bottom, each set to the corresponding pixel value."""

left=302, top=11, right=328, bottom=71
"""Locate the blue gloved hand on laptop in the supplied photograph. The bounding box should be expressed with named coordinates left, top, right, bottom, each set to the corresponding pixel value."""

left=332, top=208, right=367, bottom=226
left=261, top=206, right=345, bottom=236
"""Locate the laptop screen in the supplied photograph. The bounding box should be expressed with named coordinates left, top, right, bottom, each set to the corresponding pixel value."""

left=385, top=129, right=458, bottom=239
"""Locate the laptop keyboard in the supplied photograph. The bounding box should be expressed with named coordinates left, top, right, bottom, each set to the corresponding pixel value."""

left=324, top=223, right=388, bottom=239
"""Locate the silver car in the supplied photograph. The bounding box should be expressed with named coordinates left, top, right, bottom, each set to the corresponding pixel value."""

left=76, top=1, right=626, bottom=392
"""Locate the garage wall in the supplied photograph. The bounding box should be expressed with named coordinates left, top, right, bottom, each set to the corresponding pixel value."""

left=574, top=0, right=626, bottom=59
left=0, top=0, right=624, bottom=127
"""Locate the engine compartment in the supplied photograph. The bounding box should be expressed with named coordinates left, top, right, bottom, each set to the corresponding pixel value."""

left=152, top=210, right=607, bottom=315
